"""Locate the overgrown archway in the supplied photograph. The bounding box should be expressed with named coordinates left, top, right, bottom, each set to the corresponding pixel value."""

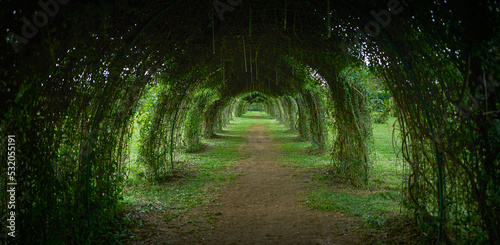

left=1, top=0, right=498, bottom=243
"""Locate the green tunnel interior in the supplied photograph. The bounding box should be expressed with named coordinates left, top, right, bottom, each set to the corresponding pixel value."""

left=1, top=0, right=499, bottom=243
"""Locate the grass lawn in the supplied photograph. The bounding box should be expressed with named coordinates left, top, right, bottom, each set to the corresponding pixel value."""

left=267, top=115, right=405, bottom=229
left=121, top=114, right=258, bottom=216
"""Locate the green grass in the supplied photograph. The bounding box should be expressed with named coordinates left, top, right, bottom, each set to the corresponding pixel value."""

left=266, top=118, right=331, bottom=169
left=264, top=115, right=404, bottom=229
left=121, top=113, right=264, bottom=213
left=370, top=117, right=404, bottom=191
left=304, top=188, right=400, bottom=227
left=305, top=189, right=400, bottom=214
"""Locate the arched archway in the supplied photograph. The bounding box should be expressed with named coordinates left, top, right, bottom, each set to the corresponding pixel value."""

left=1, top=0, right=498, bottom=243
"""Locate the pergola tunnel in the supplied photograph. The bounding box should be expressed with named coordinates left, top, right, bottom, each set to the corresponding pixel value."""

left=1, top=0, right=498, bottom=244
left=135, top=68, right=370, bottom=183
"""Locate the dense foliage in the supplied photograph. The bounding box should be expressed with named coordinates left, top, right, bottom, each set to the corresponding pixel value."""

left=0, top=0, right=498, bottom=243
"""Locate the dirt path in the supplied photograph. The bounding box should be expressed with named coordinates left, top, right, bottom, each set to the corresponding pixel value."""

left=196, top=115, right=362, bottom=244
left=128, top=114, right=363, bottom=244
